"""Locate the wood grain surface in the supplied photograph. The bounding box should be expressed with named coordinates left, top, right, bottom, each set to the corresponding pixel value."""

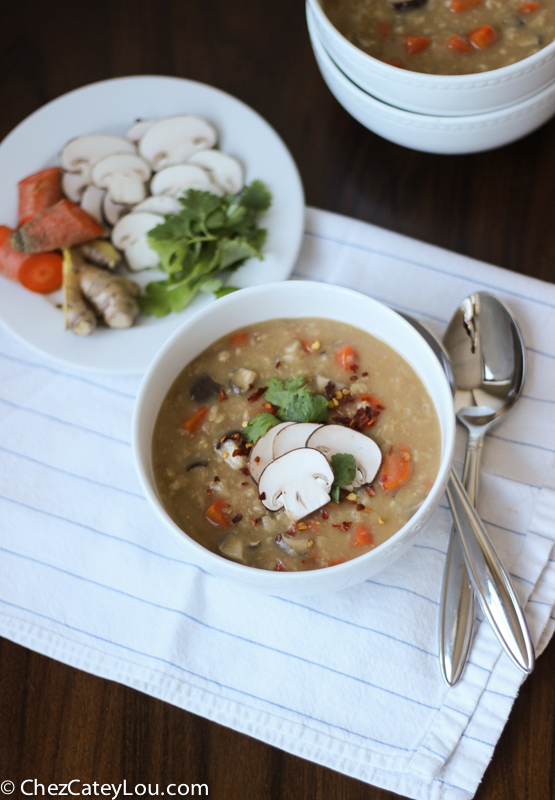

left=1, top=1, right=555, bottom=798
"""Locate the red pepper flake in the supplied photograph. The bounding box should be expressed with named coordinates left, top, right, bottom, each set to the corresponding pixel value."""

left=206, top=488, right=212, bottom=496
left=339, top=521, right=351, bottom=531
left=214, top=475, right=220, bottom=482
left=357, top=503, right=365, bottom=511
left=274, top=560, right=286, bottom=571
left=241, top=482, right=249, bottom=486
left=248, top=383, right=254, bottom=390
left=321, top=510, right=329, bottom=520
left=251, top=517, right=262, bottom=526
left=349, top=363, right=359, bottom=373
left=285, top=524, right=296, bottom=537
left=239, top=467, right=249, bottom=476
left=362, top=372, right=368, bottom=377
left=218, top=389, right=228, bottom=402
left=365, top=486, right=376, bottom=497
left=254, top=456, right=261, bottom=464
left=324, top=380, right=336, bottom=401
left=259, top=491, right=266, bottom=501
left=275, top=360, right=281, bottom=369
left=350, top=375, right=358, bottom=381
left=339, top=392, right=355, bottom=405
left=232, top=449, right=243, bottom=458
left=248, top=386, right=267, bottom=403
left=232, top=514, right=242, bottom=524
left=275, top=533, right=282, bottom=542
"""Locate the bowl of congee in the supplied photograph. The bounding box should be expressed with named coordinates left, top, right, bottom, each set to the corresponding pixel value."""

left=133, top=282, right=455, bottom=596
left=307, top=0, right=555, bottom=116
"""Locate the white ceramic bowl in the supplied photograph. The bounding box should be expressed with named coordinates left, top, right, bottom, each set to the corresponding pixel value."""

left=133, top=281, right=455, bottom=597
left=308, top=7, right=555, bottom=155
left=307, top=0, right=555, bottom=117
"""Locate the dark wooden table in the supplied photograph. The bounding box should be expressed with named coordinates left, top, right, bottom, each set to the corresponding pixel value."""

left=1, top=1, right=554, bottom=798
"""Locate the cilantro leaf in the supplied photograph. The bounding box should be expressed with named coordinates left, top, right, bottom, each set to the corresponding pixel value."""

left=281, top=392, right=329, bottom=424
left=264, top=377, right=307, bottom=408
left=241, top=180, right=272, bottom=213
left=330, top=453, right=357, bottom=502
left=242, top=413, right=280, bottom=444
left=214, top=286, right=239, bottom=299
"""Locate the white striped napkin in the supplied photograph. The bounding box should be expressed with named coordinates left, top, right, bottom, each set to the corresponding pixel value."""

left=1, top=207, right=554, bottom=800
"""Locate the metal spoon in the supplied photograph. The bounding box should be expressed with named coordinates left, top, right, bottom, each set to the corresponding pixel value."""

left=441, top=292, right=534, bottom=682
left=399, top=309, right=534, bottom=681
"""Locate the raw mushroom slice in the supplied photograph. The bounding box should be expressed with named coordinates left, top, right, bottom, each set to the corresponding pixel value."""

left=150, top=164, right=218, bottom=198
left=307, top=425, right=382, bottom=489
left=91, top=153, right=152, bottom=205
left=102, top=194, right=133, bottom=227
left=272, top=422, right=324, bottom=460
left=60, top=134, right=136, bottom=184
left=111, top=211, right=164, bottom=271
left=125, top=119, right=156, bottom=144
left=139, top=115, right=218, bottom=171
left=132, top=195, right=182, bottom=215
left=62, top=171, right=89, bottom=203
left=248, top=421, right=295, bottom=484
left=80, top=185, right=106, bottom=225
left=258, top=448, right=334, bottom=523
left=188, top=150, right=244, bottom=194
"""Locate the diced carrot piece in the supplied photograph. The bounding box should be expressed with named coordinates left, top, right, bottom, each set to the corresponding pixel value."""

left=450, top=0, right=482, bottom=10
left=380, top=446, right=412, bottom=491
left=229, top=332, right=249, bottom=347
left=206, top=497, right=231, bottom=527
left=19, top=252, right=63, bottom=294
left=17, top=167, right=62, bottom=227
left=354, top=524, right=374, bottom=546
left=404, top=36, right=430, bottom=55
left=518, top=1, right=539, bottom=10
left=335, top=345, right=358, bottom=370
left=11, top=199, right=104, bottom=254
left=468, top=25, right=497, bottom=49
left=448, top=34, right=472, bottom=52
left=0, top=226, right=28, bottom=282
left=181, top=406, right=208, bottom=434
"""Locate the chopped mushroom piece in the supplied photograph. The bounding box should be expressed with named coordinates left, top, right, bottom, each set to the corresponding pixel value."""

left=150, top=164, right=217, bottom=198
left=111, top=211, right=164, bottom=271
left=139, top=115, right=218, bottom=171
left=188, top=150, right=244, bottom=194
left=219, top=532, right=244, bottom=561
left=218, top=439, right=247, bottom=470
left=61, top=170, right=89, bottom=203
left=230, top=367, right=257, bottom=392
left=258, top=448, right=334, bottom=522
left=80, top=185, right=106, bottom=226
left=272, top=422, right=324, bottom=460
left=91, top=153, right=152, bottom=205
left=307, top=425, right=382, bottom=489
left=132, top=195, right=182, bottom=215
left=248, top=421, right=295, bottom=484
left=102, top=193, right=133, bottom=227
left=125, top=119, right=155, bottom=143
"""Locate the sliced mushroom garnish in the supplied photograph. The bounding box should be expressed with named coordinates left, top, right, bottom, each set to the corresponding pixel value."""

left=60, top=134, right=137, bottom=199
left=132, top=195, right=182, bottom=215
left=139, top=115, right=218, bottom=171
left=102, top=194, right=133, bottom=227
left=80, top=185, right=106, bottom=225
left=111, top=211, right=164, bottom=271
left=188, top=150, right=244, bottom=194
left=258, top=448, right=333, bottom=523
left=307, top=425, right=382, bottom=489
left=125, top=119, right=156, bottom=144
left=62, top=170, right=89, bottom=203
left=150, top=164, right=217, bottom=198
left=248, top=421, right=295, bottom=484
left=272, top=422, right=324, bottom=460
left=91, top=153, right=152, bottom=206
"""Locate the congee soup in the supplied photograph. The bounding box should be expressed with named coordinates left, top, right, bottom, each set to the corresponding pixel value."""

left=322, top=0, right=554, bottom=75
left=152, top=318, right=441, bottom=571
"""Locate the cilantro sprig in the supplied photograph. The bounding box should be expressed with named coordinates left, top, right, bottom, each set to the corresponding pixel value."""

left=140, top=181, right=272, bottom=317
left=330, top=453, right=357, bottom=502
left=243, top=377, right=330, bottom=443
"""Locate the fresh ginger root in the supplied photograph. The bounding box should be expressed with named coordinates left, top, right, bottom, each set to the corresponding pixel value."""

left=62, top=248, right=97, bottom=336
left=79, top=264, right=140, bottom=329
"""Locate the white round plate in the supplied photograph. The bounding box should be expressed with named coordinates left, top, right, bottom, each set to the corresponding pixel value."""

left=0, top=75, right=305, bottom=373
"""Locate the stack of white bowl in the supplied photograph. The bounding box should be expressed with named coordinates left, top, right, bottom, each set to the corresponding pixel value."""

left=307, top=0, right=555, bottom=154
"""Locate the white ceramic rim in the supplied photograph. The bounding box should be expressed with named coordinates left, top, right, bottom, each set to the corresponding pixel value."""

left=307, top=0, right=555, bottom=88
left=132, top=281, right=455, bottom=591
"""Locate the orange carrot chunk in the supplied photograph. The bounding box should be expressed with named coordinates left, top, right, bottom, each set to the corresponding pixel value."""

left=206, top=497, right=231, bottom=527
left=19, top=253, right=63, bottom=294
left=354, top=524, right=374, bottom=546
left=448, top=34, right=472, bottom=52
left=335, top=345, right=358, bottom=370
left=17, top=167, right=63, bottom=227
left=0, top=226, right=29, bottom=282
left=11, top=199, right=104, bottom=254
left=229, top=332, right=249, bottom=347
left=450, top=0, right=482, bottom=11
left=181, top=406, right=208, bottom=434
left=404, top=36, right=430, bottom=55
left=468, top=25, right=497, bottom=49
left=381, top=447, right=412, bottom=491
left=518, top=1, right=539, bottom=10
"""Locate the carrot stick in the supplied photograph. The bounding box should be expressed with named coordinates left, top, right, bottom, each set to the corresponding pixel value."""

left=11, top=199, right=104, bottom=254
left=404, top=36, right=430, bottom=55
left=206, top=497, right=231, bottom=527
left=380, top=447, right=412, bottom=491
left=181, top=406, right=208, bottom=434
left=448, top=34, right=472, bottom=52
left=19, top=252, right=63, bottom=294
left=353, top=524, right=374, bottom=546
left=468, top=25, right=497, bottom=49
left=0, top=225, right=29, bottom=282
left=335, top=345, right=358, bottom=370
left=229, top=332, right=249, bottom=347
left=17, top=167, right=63, bottom=227
left=450, top=0, right=482, bottom=11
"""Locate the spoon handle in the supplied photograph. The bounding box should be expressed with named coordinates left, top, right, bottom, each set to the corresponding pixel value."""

left=445, top=469, right=535, bottom=674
